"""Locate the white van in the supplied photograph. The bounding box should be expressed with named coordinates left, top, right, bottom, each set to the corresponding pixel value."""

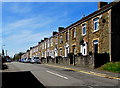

left=31, top=57, right=41, bottom=64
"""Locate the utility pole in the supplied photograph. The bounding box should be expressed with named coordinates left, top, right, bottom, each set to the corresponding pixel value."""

left=2, top=45, right=5, bottom=57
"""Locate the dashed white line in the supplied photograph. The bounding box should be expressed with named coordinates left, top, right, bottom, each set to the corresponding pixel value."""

left=46, top=70, right=68, bottom=80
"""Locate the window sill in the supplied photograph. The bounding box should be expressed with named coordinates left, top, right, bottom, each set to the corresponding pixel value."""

left=82, top=34, right=86, bottom=36
left=72, top=37, right=76, bottom=40
left=93, top=29, right=99, bottom=33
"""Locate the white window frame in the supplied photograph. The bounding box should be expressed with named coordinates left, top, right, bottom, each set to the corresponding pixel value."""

left=73, top=28, right=76, bottom=38
left=82, top=23, right=86, bottom=36
left=54, top=48, right=58, bottom=57
left=42, top=43, right=44, bottom=49
left=60, top=35, right=62, bottom=43
left=68, top=30, right=69, bottom=41
left=93, top=18, right=99, bottom=32
left=50, top=38, right=53, bottom=46
left=55, top=36, right=58, bottom=44
left=47, top=40, right=49, bottom=48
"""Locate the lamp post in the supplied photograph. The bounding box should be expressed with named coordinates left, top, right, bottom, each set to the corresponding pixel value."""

left=2, top=45, right=5, bottom=57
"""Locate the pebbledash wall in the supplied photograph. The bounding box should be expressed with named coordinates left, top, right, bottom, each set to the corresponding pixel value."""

left=21, top=1, right=120, bottom=68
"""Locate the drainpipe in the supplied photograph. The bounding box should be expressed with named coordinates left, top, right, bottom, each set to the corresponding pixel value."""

left=109, top=9, right=112, bottom=62
left=73, top=54, right=75, bottom=66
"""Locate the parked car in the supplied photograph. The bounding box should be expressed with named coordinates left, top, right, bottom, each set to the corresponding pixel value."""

left=6, top=59, right=11, bottom=62
left=25, top=58, right=31, bottom=63
left=31, top=57, right=41, bottom=64
left=20, top=58, right=26, bottom=63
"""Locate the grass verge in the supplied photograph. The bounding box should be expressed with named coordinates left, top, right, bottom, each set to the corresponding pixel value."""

left=98, top=62, right=120, bottom=73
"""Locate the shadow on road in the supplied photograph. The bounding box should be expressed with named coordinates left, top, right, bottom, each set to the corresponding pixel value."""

left=2, top=71, right=46, bottom=88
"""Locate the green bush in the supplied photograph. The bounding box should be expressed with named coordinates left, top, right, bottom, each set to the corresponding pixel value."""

left=98, top=62, right=120, bottom=73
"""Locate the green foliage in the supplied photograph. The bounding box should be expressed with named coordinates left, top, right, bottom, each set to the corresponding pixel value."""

left=79, top=36, right=84, bottom=45
left=13, top=52, right=25, bottom=61
left=79, top=36, right=83, bottom=42
left=98, top=62, right=120, bottom=73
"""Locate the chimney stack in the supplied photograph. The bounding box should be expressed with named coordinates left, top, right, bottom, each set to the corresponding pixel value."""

left=27, top=50, right=30, bottom=52
left=41, top=40, right=44, bottom=42
left=30, top=47, right=33, bottom=50
left=38, top=42, right=41, bottom=44
left=53, top=31, right=58, bottom=36
left=58, top=27, right=64, bottom=32
left=98, top=2, right=108, bottom=10
left=44, top=38, right=48, bottom=40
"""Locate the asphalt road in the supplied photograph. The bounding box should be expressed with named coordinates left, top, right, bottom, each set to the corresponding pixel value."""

left=2, top=62, right=119, bottom=88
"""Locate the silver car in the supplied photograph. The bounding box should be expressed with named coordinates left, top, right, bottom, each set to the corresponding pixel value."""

left=31, top=57, right=41, bottom=64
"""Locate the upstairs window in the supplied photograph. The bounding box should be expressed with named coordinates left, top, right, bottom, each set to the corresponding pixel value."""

left=42, top=43, right=44, bottom=49
left=93, top=18, right=99, bottom=32
left=44, top=42, right=46, bottom=49
left=47, top=40, right=49, bottom=48
left=66, top=32, right=68, bottom=41
left=82, top=23, right=86, bottom=35
left=60, top=35, right=63, bottom=43
left=55, top=37, right=58, bottom=44
left=51, top=38, right=53, bottom=46
left=72, top=28, right=76, bottom=38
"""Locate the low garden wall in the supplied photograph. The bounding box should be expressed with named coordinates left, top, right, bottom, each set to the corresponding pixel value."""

left=41, top=54, right=95, bottom=68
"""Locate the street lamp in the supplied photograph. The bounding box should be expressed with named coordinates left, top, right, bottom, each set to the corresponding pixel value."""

left=2, top=45, right=5, bottom=57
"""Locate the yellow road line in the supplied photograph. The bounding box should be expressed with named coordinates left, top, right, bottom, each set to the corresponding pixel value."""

left=44, top=64, right=120, bottom=80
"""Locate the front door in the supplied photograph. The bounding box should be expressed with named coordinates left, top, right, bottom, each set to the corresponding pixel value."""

left=93, top=40, right=98, bottom=53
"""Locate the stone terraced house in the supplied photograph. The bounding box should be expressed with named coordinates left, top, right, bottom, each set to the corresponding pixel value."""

left=22, top=1, right=120, bottom=68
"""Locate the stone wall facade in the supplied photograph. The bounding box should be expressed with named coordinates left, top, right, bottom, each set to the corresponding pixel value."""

left=22, top=2, right=120, bottom=68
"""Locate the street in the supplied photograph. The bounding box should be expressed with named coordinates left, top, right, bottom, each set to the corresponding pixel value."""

left=1, top=62, right=119, bottom=88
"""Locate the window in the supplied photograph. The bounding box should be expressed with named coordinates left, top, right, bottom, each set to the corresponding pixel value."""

left=55, top=37, right=58, bottom=44
left=60, top=35, right=63, bottom=43
left=54, top=48, right=58, bottom=57
left=72, top=28, right=76, bottom=38
left=51, top=38, right=53, bottom=46
left=42, top=43, right=44, bottom=49
left=45, top=42, right=46, bottom=49
left=47, top=40, right=49, bottom=48
left=66, top=32, right=68, bottom=41
left=82, top=24, right=86, bottom=35
left=93, top=18, right=99, bottom=31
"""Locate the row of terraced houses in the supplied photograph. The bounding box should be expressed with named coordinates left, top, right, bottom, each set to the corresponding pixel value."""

left=21, top=1, right=120, bottom=68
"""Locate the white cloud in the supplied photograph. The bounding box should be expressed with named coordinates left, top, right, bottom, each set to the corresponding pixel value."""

left=3, top=29, right=51, bottom=57
left=5, top=30, right=50, bottom=44
left=2, top=15, right=55, bottom=56
left=9, top=3, right=32, bottom=14
left=3, top=16, right=53, bottom=35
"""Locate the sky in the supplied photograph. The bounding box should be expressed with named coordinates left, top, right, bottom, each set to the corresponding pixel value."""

left=2, top=0, right=113, bottom=57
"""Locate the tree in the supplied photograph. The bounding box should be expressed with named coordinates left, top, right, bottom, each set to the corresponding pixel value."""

left=13, top=52, right=25, bottom=61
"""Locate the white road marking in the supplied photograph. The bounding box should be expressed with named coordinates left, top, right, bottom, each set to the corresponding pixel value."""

left=46, top=70, right=68, bottom=79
